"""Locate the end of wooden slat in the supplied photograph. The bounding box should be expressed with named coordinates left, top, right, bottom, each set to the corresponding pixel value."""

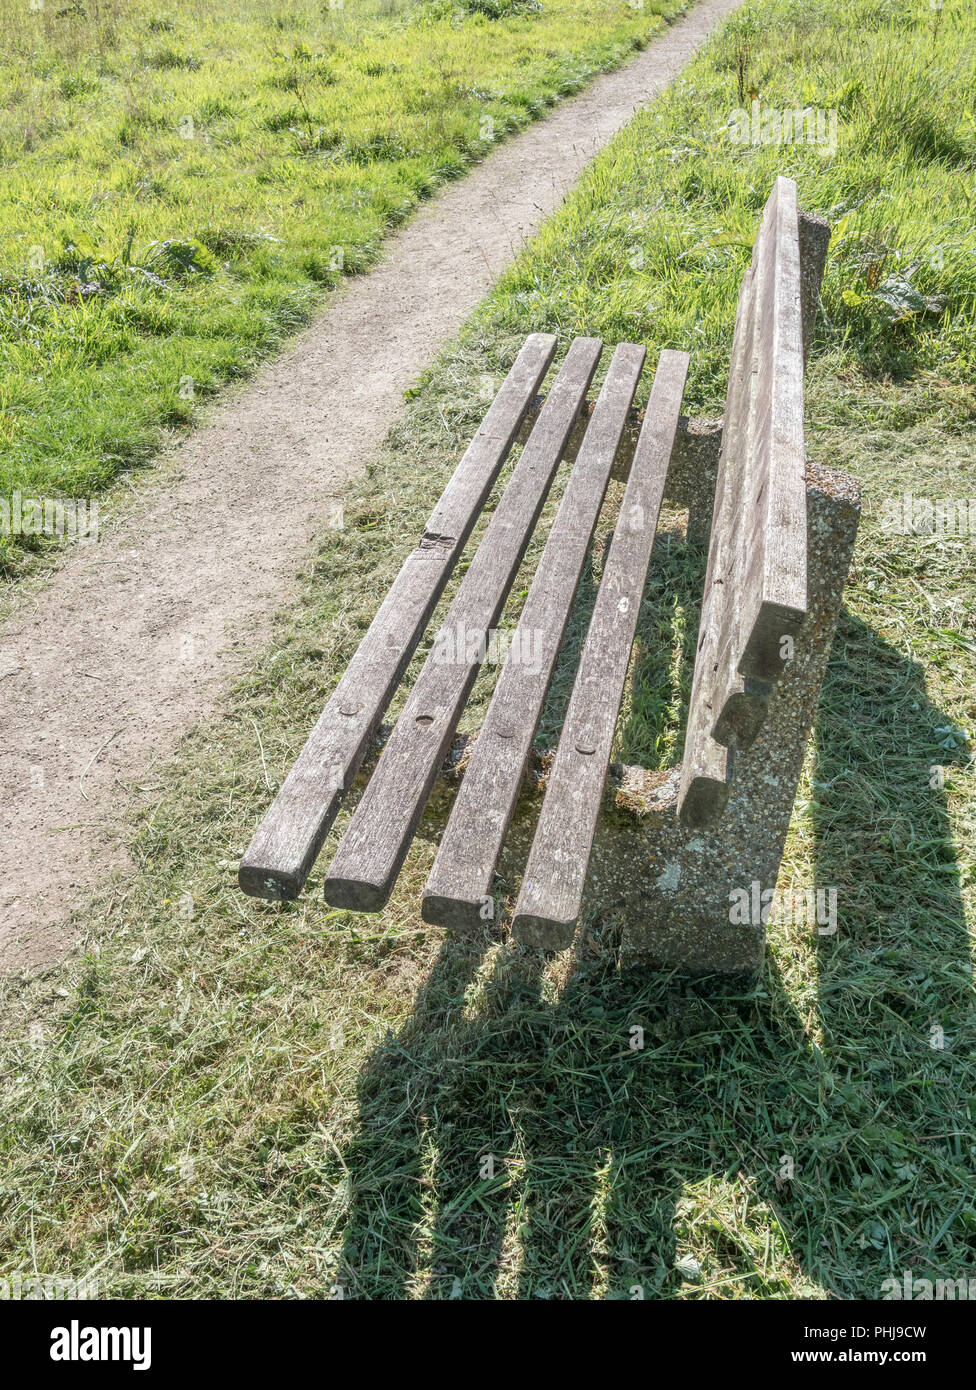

left=658, top=347, right=692, bottom=379
left=420, top=890, right=485, bottom=934
left=524, top=332, right=559, bottom=355
left=511, top=909, right=577, bottom=952
left=323, top=873, right=392, bottom=913
left=238, top=855, right=305, bottom=902
left=239, top=804, right=341, bottom=900
left=740, top=601, right=806, bottom=682
left=238, top=765, right=348, bottom=901
left=677, top=774, right=730, bottom=831
left=711, top=679, right=771, bottom=750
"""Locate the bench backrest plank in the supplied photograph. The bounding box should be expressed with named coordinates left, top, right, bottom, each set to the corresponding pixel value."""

left=421, top=342, right=648, bottom=933
left=737, top=174, right=807, bottom=680
left=678, top=176, right=807, bottom=830
left=511, top=350, right=689, bottom=950
left=322, top=337, right=603, bottom=912
left=675, top=249, right=758, bottom=826
left=238, top=332, right=557, bottom=901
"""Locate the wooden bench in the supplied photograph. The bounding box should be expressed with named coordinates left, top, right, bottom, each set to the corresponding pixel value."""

left=239, top=177, right=861, bottom=973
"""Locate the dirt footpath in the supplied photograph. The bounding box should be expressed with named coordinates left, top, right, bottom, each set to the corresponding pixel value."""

left=0, top=0, right=743, bottom=972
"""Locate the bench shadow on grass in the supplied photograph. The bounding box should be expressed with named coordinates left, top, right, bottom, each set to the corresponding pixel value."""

left=337, top=539, right=973, bottom=1299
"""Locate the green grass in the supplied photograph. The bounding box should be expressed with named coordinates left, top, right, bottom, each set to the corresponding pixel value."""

left=484, top=0, right=976, bottom=412
left=1, top=0, right=975, bottom=1299
left=0, top=0, right=682, bottom=574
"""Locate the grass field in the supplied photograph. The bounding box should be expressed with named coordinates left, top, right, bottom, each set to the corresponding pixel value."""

left=1, top=0, right=975, bottom=1299
left=0, top=0, right=683, bottom=574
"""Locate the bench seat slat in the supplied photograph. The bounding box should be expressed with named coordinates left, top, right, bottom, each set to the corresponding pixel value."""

left=238, top=332, right=557, bottom=900
left=322, top=337, right=604, bottom=912
left=421, top=342, right=648, bottom=933
left=510, top=349, right=689, bottom=950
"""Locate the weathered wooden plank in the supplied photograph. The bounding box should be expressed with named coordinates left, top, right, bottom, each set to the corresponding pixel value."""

left=737, top=176, right=807, bottom=681
left=678, top=176, right=808, bottom=827
left=510, top=350, right=689, bottom=950
left=711, top=676, right=771, bottom=750
left=322, top=337, right=604, bottom=912
left=238, top=332, right=557, bottom=900
left=421, top=342, right=647, bottom=934
left=676, top=252, right=759, bottom=828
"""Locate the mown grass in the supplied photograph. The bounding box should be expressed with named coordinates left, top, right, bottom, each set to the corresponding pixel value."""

left=0, top=0, right=682, bottom=574
left=1, top=0, right=975, bottom=1299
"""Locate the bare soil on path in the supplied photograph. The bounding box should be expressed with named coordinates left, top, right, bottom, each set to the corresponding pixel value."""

left=0, top=0, right=743, bottom=972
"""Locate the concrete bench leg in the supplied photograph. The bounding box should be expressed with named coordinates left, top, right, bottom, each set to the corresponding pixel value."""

left=578, top=461, right=861, bottom=973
